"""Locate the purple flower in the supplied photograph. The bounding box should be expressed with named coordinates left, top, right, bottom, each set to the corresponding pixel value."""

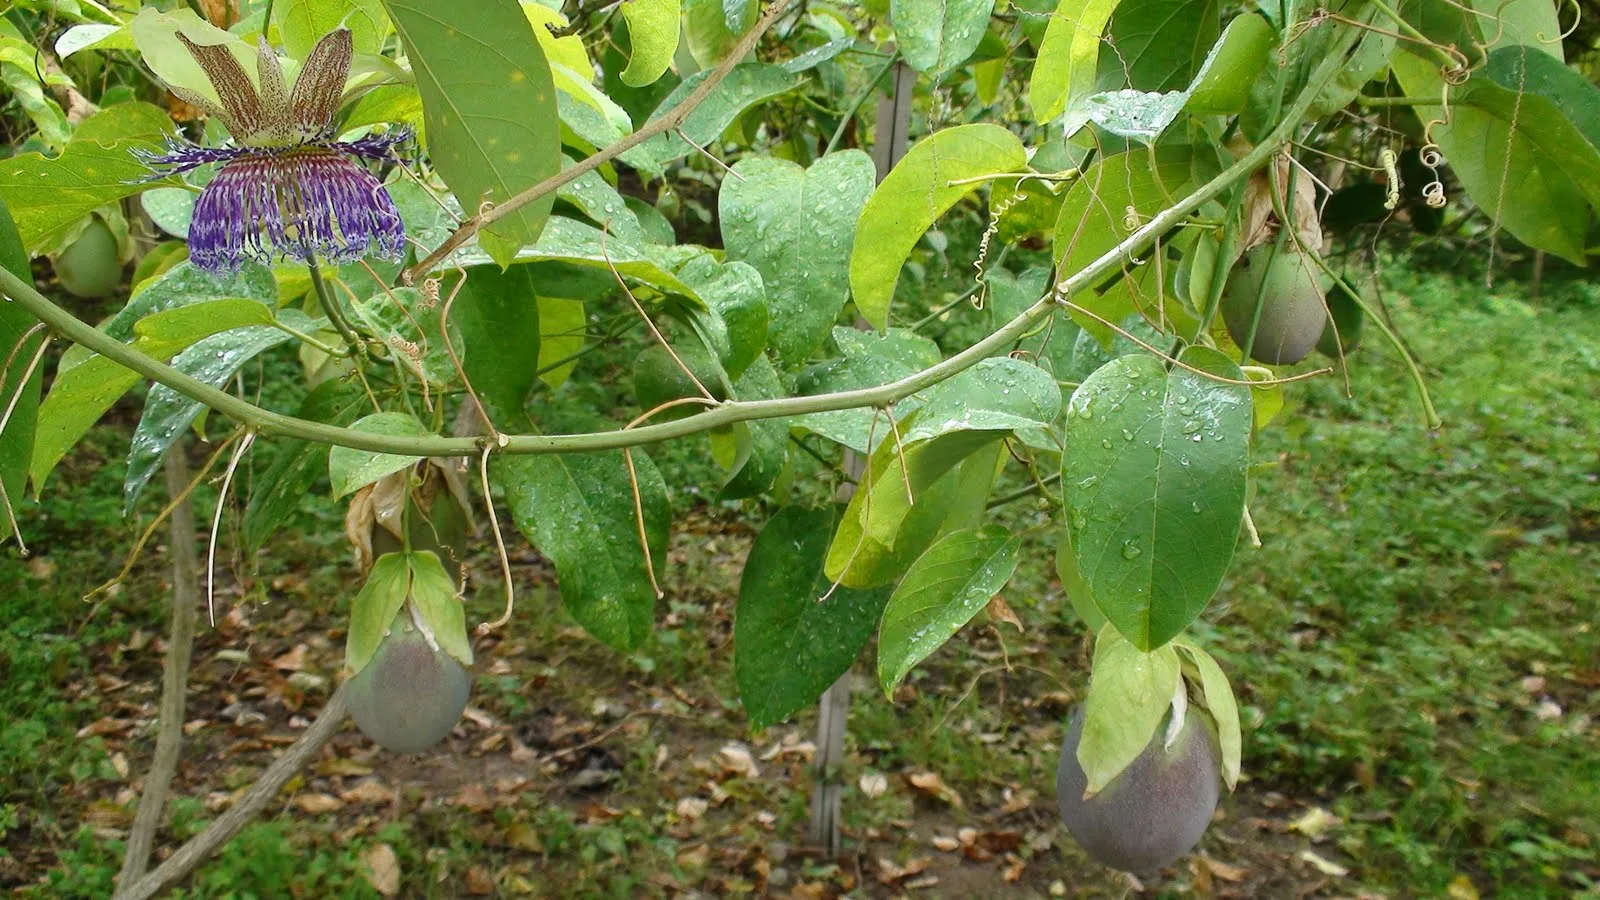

left=135, top=29, right=407, bottom=273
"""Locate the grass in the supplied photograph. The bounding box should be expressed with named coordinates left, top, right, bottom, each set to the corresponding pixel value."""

left=0, top=260, right=1596, bottom=897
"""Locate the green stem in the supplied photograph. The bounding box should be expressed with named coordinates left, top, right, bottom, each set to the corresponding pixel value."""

left=261, top=0, right=277, bottom=37
left=825, top=51, right=898, bottom=156
left=270, top=317, right=345, bottom=357
left=1354, top=95, right=1438, bottom=108
left=0, top=19, right=1369, bottom=460
left=307, top=259, right=365, bottom=357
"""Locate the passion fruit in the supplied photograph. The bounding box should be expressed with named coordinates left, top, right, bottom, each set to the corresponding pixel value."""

left=53, top=219, right=123, bottom=299
left=347, top=616, right=471, bottom=753
left=631, top=343, right=728, bottom=420
left=1220, top=246, right=1327, bottom=365
left=1316, top=279, right=1365, bottom=358
left=1057, top=706, right=1221, bottom=873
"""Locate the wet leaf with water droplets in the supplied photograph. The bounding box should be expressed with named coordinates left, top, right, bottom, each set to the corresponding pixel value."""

left=736, top=506, right=891, bottom=729
left=495, top=450, right=669, bottom=651
left=877, top=525, right=1021, bottom=694
left=1062, top=346, right=1250, bottom=650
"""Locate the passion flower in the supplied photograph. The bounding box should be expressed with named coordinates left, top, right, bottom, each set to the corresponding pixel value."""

left=133, top=22, right=406, bottom=273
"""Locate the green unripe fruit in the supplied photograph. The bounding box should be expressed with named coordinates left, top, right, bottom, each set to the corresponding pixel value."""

left=631, top=343, right=728, bottom=421
left=1221, top=247, right=1327, bottom=365
left=1057, top=706, right=1221, bottom=873
left=1316, top=280, right=1365, bottom=358
left=347, top=617, right=471, bottom=753
left=53, top=219, right=122, bottom=299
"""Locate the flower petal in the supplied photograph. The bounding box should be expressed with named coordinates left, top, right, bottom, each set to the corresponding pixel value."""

left=187, top=147, right=404, bottom=273
left=178, top=33, right=264, bottom=139
left=254, top=36, right=295, bottom=145
left=291, top=28, right=354, bottom=137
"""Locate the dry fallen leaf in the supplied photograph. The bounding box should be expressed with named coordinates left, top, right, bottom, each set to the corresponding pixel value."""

left=505, top=822, right=541, bottom=852
left=932, top=835, right=961, bottom=852
left=339, top=779, right=395, bottom=805
left=676, top=797, right=709, bottom=820
left=858, top=772, right=888, bottom=798
left=718, top=743, right=761, bottom=779
left=293, top=793, right=344, bottom=814
left=1198, top=855, right=1247, bottom=882
left=1298, top=849, right=1349, bottom=877
left=361, top=843, right=400, bottom=896
left=464, top=865, right=495, bottom=895
left=271, top=644, right=308, bottom=671
left=876, top=855, right=931, bottom=885
left=906, top=771, right=963, bottom=807
left=1002, top=853, right=1026, bottom=882
left=1289, top=806, right=1339, bottom=840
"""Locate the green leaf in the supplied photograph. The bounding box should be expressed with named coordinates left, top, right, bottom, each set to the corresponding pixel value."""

left=1084, top=89, right=1188, bottom=144
left=1077, top=625, right=1180, bottom=794
left=449, top=266, right=543, bottom=426
left=1056, top=527, right=1108, bottom=631
left=678, top=255, right=769, bottom=380
left=242, top=379, right=369, bottom=551
left=276, top=0, right=390, bottom=59
left=1392, top=49, right=1596, bottom=264
left=408, top=550, right=474, bottom=666
left=141, top=188, right=196, bottom=240
left=1469, top=0, right=1563, bottom=61
left=1310, top=19, right=1396, bottom=117
left=986, top=267, right=1078, bottom=378
left=1053, top=146, right=1198, bottom=339
left=129, top=9, right=256, bottom=107
left=1175, top=638, right=1241, bottom=790
left=719, top=151, right=876, bottom=367
left=792, top=327, right=942, bottom=452
left=900, top=356, right=1061, bottom=445
left=718, top=354, right=787, bottom=499
left=1184, top=11, right=1274, bottom=115
left=1029, top=0, right=1122, bottom=123
left=849, top=125, right=1027, bottom=329
left=0, top=197, right=40, bottom=542
left=428, top=217, right=704, bottom=301
left=123, top=314, right=308, bottom=512
left=537, top=297, right=586, bottom=389
left=384, top=0, right=561, bottom=260
left=826, top=441, right=1002, bottom=589
left=877, top=525, right=1021, bottom=694
left=351, top=287, right=462, bottom=389
left=1104, top=0, right=1219, bottom=93
left=1062, top=346, right=1251, bottom=651
left=735, top=506, right=892, bottom=729
left=327, top=412, right=432, bottom=499
left=643, top=64, right=802, bottom=164
left=891, top=0, right=996, bottom=76
left=683, top=0, right=756, bottom=67
left=558, top=167, right=652, bottom=246
left=55, top=24, right=136, bottom=58
left=619, top=0, right=680, bottom=87
left=497, top=450, right=669, bottom=651
left=31, top=297, right=279, bottom=492
left=0, top=103, right=175, bottom=253
left=345, top=552, right=414, bottom=674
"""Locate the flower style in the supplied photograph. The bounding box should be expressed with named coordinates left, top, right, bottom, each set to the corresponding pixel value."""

left=135, top=27, right=407, bottom=273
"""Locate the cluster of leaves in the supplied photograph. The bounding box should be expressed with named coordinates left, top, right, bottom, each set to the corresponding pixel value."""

left=0, top=0, right=1595, bottom=803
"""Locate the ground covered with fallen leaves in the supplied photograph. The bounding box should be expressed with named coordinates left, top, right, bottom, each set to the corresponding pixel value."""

left=2, top=266, right=1597, bottom=898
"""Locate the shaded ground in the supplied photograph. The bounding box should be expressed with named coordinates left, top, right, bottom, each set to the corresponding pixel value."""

left=2, top=265, right=1597, bottom=898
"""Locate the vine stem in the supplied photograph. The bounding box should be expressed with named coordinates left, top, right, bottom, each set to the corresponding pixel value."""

left=114, top=450, right=200, bottom=897
left=0, top=18, right=1368, bottom=462
left=401, top=1, right=796, bottom=283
